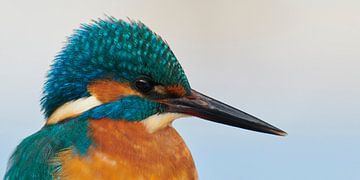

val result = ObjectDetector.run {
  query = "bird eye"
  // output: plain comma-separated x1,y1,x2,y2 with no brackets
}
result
134,78,154,93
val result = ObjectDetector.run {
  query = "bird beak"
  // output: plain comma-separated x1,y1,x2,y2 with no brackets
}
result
161,89,287,136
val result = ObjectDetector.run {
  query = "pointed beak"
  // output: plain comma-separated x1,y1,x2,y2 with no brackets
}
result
161,89,287,136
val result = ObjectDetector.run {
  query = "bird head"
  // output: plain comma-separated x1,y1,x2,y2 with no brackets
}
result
42,18,286,136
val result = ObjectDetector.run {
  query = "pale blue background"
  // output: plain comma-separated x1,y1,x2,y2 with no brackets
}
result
1,0,359,179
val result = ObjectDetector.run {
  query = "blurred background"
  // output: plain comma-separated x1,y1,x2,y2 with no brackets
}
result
1,0,359,179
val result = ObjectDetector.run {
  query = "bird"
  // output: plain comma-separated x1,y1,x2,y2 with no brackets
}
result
5,17,287,179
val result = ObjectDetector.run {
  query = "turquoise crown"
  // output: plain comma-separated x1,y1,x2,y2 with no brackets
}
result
42,18,191,118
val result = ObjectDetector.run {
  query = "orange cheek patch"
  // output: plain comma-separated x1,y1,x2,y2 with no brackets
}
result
165,85,187,97
88,80,142,103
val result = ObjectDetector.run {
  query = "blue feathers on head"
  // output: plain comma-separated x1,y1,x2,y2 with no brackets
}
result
41,17,190,118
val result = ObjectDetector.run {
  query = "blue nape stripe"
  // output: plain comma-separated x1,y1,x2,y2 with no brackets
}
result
87,96,163,121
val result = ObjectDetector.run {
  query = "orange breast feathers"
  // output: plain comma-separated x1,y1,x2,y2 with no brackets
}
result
57,119,198,180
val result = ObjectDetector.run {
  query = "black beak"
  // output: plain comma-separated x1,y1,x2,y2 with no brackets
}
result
161,89,287,136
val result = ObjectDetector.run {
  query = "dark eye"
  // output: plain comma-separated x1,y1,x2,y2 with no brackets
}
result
134,78,154,93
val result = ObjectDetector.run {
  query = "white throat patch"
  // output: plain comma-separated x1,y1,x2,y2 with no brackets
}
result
142,113,187,133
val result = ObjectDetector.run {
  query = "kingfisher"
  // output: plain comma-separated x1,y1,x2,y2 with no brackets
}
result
5,17,286,179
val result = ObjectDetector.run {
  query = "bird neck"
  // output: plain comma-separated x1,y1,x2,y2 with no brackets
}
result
58,118,198,179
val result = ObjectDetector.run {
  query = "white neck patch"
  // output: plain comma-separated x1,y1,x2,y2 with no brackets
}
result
46,96,102,124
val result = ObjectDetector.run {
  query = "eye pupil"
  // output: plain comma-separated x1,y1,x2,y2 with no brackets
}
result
135,79,153,93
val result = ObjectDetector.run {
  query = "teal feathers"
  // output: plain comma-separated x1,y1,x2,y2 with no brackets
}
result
5,118,91,179
87,96,163,121
6,17,194,179
42,17,190,118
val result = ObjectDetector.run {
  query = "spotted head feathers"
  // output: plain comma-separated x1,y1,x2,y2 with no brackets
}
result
42,18,190,119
